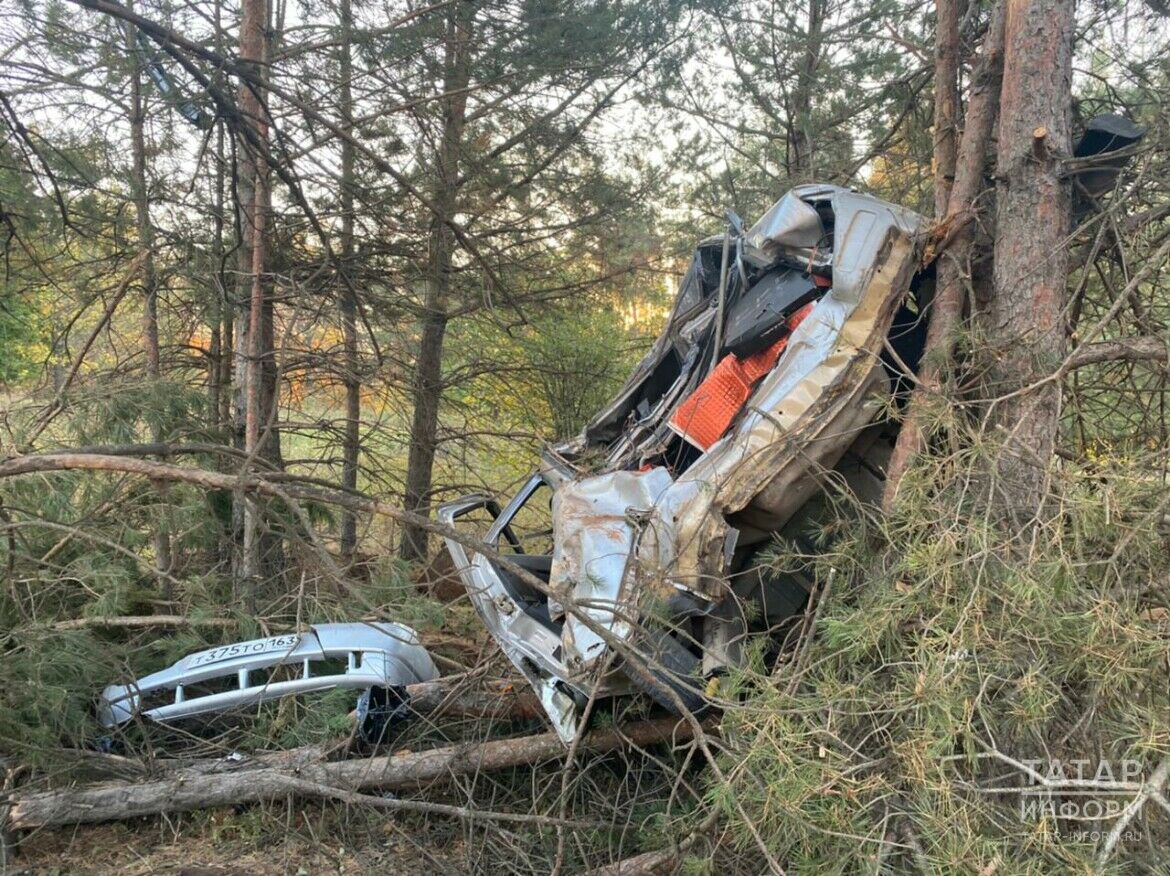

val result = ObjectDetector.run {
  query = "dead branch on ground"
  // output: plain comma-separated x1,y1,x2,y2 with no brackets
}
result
5,716,703,831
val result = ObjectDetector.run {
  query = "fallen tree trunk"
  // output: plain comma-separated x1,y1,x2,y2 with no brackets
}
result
590,848,681,876
6,717,698,831
50,615,235,632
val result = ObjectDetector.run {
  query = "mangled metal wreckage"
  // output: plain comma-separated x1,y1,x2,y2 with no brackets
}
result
440,184,929,741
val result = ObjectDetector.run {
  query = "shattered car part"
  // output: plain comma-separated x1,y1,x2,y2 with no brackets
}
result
1071,113,1146,223
440,184,927,742
721,268,820,357
98,622,438,730
354,684,413,744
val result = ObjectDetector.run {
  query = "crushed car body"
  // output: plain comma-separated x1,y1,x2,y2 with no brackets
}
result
440,184,928,742
98,622,438,734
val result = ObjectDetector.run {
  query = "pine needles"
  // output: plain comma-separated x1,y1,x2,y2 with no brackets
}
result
708,439,1170,873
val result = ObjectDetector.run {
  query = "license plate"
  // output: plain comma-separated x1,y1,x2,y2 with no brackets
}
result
188,634,302,668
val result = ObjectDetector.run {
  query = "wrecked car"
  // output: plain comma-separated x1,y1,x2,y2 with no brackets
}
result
99,622,438,741
439,184,929,741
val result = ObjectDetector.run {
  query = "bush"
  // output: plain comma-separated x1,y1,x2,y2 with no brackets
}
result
710,446,1170,873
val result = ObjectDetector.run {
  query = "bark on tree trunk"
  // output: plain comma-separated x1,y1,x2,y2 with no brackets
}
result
242,135,268,583
882,0,1007,510
210,117,228,434
214,0,233,437
233,0,284,593
219,298,233,429
230,213,249,586
126,21,173,595
398,2,472,564
931,0,960,218
986,0,1075,516
338,0,360,564
788,0,824,179
208,310,222,427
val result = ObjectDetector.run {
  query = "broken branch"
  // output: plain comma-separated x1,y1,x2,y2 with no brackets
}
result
5,717,699,831
1065,336,1167,370
277,775,602,830
1097,757,1170,867
49,615,235,632
589,848,682,875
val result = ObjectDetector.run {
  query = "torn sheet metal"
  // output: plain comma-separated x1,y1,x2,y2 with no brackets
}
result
551,467,673,673
744,186,827,253
440,183,927,742
670,302,815,451
99,622,438,728
639,190,922,598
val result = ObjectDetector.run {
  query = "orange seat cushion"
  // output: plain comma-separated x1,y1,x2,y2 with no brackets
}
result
669,302,815,451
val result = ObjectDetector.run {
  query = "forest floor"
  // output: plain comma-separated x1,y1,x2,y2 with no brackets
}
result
13,804,465,874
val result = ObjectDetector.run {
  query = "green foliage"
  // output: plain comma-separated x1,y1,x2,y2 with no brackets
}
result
0,0,1167,871
657,0,934,227
711,448,1170,873
0,630,121,763
517,307,643,440
52,378,208,447
0,288,48,385
440,293,651,496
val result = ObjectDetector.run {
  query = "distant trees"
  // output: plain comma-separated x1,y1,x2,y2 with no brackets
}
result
1,0,1164,585
391,0,680,561
2,0,1170,870
660,0,933,221
0,0,675,587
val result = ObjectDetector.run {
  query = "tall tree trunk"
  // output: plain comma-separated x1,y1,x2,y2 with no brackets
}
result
219,293,234,429
209,118,226,432
235,0,283,590
931,0,961,218
398,2,472,564
986,0,1075,516
882,0,1007,510
210,0,230,436
216,0,234,437
338,0,360,564
212,111,233,572
788,0,824,178
230,173,251,586
242,144,268,583
126,22,173,594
